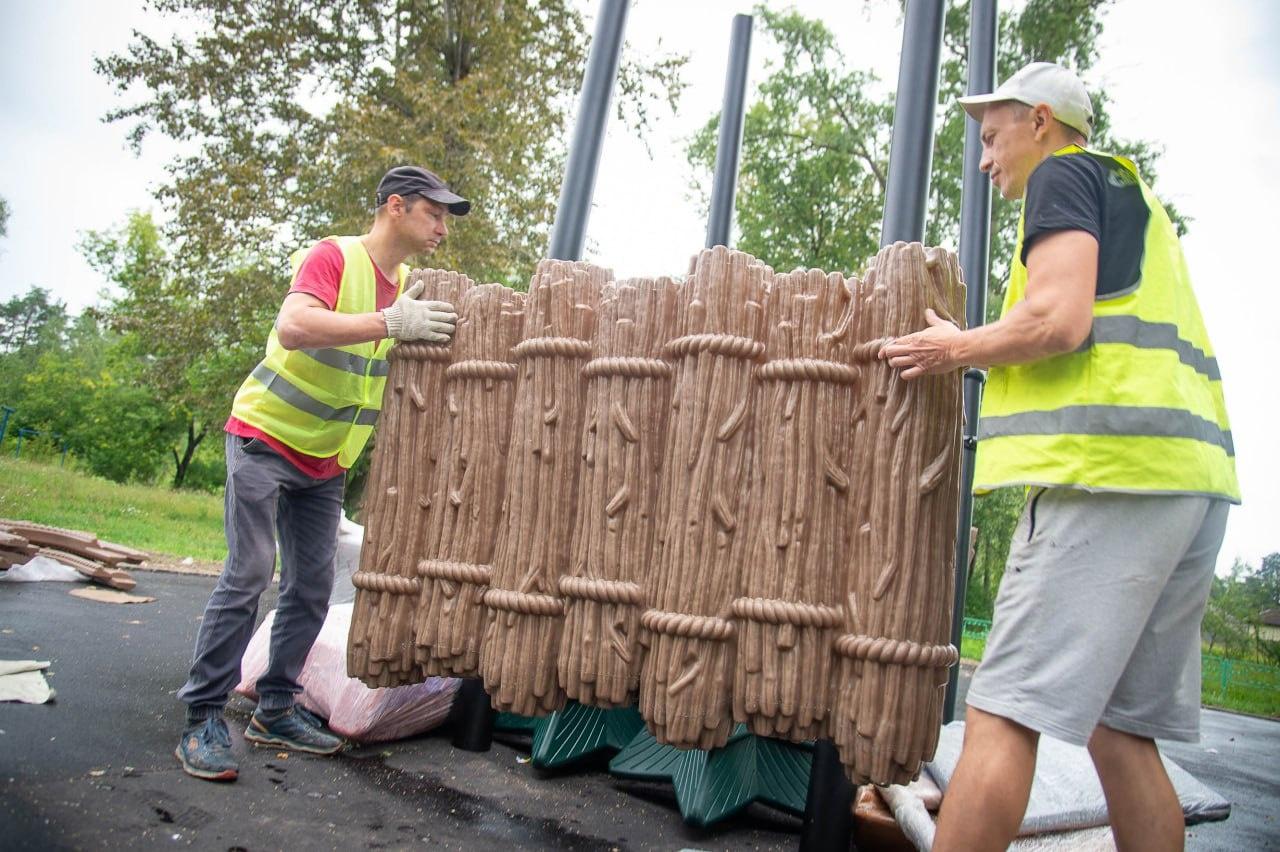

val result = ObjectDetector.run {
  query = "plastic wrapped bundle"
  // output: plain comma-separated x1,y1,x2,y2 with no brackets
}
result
479,260,609,715
557,278,680,707
828,242,966,786
732,267,858,741
412,284,527,676
348,269,472,687
638,246,770,750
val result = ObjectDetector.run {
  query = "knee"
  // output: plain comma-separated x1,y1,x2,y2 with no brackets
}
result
1088,725,1160,772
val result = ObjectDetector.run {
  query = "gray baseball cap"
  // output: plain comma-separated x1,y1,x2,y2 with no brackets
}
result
376,165,471,216
958,61,1093,139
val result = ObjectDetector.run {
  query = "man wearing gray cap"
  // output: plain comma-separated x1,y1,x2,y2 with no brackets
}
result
175,166,471,782
881,63,1238,850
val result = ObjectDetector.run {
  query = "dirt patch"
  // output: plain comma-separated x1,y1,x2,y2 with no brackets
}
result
138,554,223,576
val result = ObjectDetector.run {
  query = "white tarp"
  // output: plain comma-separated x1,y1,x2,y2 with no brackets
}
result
882,720,1230,851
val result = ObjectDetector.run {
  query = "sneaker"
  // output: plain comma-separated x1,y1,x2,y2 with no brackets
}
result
174,716,239,782
243,704,345,755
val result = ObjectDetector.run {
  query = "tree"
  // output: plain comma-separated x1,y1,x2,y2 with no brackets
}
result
4,309,178,483
0,287,68,354
0,196,9,239
80,211,252,488
96,0,684,290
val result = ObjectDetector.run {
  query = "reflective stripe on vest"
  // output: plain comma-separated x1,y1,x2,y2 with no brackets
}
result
973,146,1240,502
229,236,406,467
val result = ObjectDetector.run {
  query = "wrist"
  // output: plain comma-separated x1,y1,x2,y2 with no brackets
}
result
381,305,402,339
948,330,970,370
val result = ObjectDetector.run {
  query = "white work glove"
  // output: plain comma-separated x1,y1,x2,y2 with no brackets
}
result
382,280,457,343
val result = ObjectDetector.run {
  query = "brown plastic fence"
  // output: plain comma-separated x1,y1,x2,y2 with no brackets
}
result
351,243,965,785
347,269,472,687
413,283,527,677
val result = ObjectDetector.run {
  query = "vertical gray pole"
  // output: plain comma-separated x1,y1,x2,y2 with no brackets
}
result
879,0,947,246
944,0,998,724
705,14,753,249
547,0,630,261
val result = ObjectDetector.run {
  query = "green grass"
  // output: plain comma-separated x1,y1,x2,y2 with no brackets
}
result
0,456,225,562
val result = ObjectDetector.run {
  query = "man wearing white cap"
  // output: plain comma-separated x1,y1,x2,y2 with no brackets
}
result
881,62,1238,850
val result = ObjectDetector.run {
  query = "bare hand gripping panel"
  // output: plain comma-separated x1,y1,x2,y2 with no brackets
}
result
733,267,858,742
412,283,527,677
558,278,681,708
348,269,473,687
479,260,609,716
639,246,771,750
828,242,966,786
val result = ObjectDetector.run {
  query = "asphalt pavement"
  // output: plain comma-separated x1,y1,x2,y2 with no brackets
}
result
0,571,1275,851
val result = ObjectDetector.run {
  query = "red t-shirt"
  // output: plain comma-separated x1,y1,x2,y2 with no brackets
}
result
226,239,399,479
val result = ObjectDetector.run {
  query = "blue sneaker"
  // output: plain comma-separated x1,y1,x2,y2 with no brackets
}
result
175,716,239,782
244,704,344,755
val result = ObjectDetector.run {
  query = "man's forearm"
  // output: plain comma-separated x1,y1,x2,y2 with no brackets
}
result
276,307,389,350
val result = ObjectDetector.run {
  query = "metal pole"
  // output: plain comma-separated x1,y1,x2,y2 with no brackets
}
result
879,0,947,246
944,0,997,724
0,406,13,449
705,14,753,249
547,0,630,261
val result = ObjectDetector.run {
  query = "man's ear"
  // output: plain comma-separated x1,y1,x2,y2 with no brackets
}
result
1031,104,1053,140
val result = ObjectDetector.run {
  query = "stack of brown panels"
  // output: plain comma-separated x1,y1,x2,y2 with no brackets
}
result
414,283,527,677
363,244,965,787
0,520,149,589
479,260,609,716
347,269,473,687
829,242,966,785
733,267,858,742
557,277,680,708
638,246,771,750
0,529,38,568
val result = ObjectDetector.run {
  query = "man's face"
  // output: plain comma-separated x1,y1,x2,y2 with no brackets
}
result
399,195,450,253
978,102,1046,201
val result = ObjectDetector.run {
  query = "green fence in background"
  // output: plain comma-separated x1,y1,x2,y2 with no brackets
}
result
961,618,1280,717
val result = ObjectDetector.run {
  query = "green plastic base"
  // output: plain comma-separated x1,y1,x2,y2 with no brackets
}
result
493,711,540,734
530,702,646,769
609,724,814,828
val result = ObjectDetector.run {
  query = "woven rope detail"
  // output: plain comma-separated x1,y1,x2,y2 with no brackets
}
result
833,634,958,669
418,559,492,586
662,333,765,361
581,356,671,381
729,596,843,628
351,571,421,596
512,336,593,361
391,341,453,363
640,608,736,642
848,337,893,364
483,588,565,617
756,358,858,385
445,360,518,382
558,575,645,606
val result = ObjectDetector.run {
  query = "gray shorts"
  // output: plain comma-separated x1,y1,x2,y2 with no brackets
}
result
966,488,1229,746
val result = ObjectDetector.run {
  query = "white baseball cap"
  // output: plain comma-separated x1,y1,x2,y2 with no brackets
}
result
958,61,1093,139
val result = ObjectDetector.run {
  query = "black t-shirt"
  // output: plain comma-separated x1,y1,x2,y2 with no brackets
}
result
1020,152,1150,297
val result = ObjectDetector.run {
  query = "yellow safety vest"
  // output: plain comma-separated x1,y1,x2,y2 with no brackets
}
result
230,236,406,469
974,146,1239,502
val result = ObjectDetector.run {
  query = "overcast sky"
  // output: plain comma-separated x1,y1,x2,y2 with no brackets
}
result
1,0,1276,574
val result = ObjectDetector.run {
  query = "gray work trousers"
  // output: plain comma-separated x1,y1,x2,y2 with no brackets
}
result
178,433,344,717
